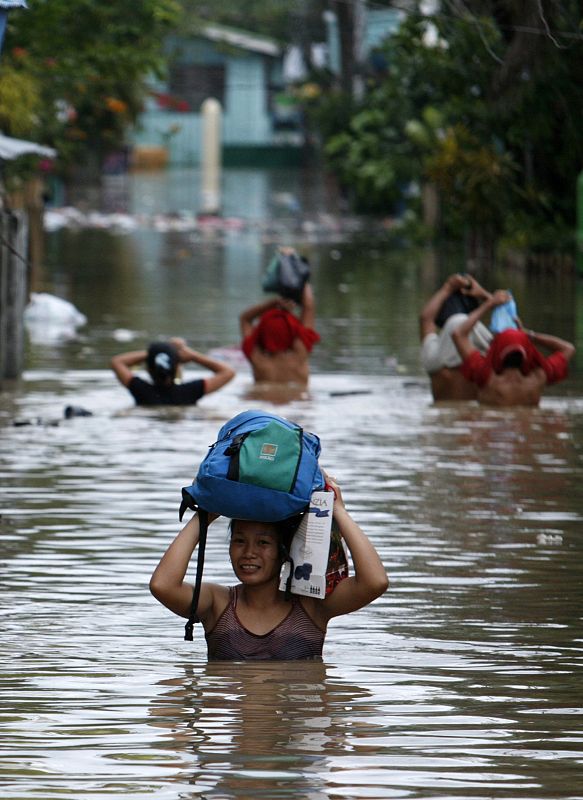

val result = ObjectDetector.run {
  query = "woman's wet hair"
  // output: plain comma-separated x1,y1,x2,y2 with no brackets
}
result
146,341,178,385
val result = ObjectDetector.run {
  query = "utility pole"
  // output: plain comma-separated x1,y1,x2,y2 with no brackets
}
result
577,170,583,276
199,98,222,216
332,0,367,99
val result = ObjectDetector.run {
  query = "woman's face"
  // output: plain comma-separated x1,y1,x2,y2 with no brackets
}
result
229,521,282,585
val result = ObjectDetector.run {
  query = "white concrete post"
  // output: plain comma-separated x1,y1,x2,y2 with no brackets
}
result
200,98,222,215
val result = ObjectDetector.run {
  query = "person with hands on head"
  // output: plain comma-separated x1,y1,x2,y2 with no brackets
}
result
451,289,575,407
149,473,389,661
110,337,235,406
419,273,493,402
239,281,320,387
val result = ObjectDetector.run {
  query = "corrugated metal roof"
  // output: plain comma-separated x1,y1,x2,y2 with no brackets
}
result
202,23,280,57
0,133,56,160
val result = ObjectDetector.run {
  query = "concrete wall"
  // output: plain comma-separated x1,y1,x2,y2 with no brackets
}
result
132,50,278,166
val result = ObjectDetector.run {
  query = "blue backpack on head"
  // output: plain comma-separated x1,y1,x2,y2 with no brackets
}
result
179,409,325,640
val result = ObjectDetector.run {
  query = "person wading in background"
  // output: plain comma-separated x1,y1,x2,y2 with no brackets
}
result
111,337,234,406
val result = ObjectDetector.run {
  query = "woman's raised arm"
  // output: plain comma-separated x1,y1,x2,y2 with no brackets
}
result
150,514,216,620
316,478,389,622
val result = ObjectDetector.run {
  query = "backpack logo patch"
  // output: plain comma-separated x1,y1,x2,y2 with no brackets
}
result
259,443,278,461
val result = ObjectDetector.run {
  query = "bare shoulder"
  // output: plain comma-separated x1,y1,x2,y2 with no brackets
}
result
292,338,309,357
532,367,550,387
481,370,545,407
200,582,231,630
298,596,329,631
209,582,230,611
248,346,270,366
248,347,276,382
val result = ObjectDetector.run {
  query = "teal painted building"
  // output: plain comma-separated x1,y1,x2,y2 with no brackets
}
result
131,24,303,168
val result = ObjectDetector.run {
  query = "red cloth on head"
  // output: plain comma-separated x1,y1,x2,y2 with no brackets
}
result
461,329,569,388
490,329,542,373
241,308,320,359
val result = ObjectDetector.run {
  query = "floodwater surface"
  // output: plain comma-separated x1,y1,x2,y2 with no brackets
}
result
1,168,583,799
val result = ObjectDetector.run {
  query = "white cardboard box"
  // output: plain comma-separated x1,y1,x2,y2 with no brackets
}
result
279,490,334,599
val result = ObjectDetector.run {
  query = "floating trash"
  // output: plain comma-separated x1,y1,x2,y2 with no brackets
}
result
24,292,87,344
112,328,137,343
42,206,388,244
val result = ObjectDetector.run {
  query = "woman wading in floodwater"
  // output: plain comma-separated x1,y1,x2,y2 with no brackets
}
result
149,475,388,661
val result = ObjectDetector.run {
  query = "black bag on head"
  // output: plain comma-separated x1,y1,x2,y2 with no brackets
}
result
435,291,479,328
262,250,310,303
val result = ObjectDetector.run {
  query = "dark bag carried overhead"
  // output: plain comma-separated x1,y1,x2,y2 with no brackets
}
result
262,249,311,303
179,409,325,640
435,290,478,328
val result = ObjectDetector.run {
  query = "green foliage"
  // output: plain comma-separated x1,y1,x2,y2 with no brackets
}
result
0,63,42,138
4,0,181,170
324,105,408,213
318,14,507,221
302,86,354,144
307,5,583,250
425,125,517,231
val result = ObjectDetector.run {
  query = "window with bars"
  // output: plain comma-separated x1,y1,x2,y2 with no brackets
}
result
167,64,226,112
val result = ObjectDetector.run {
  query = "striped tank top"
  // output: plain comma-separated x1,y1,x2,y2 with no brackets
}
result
205,586,325,661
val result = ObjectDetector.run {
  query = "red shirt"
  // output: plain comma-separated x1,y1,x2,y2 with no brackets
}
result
461,330,569,388
242,308,320,360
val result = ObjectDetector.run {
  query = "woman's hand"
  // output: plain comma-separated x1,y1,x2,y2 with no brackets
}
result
490,289,512,306
321,469,345,511
168,337,189,362
444,273,468,294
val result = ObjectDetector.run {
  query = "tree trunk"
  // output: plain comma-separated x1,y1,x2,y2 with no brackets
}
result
421,182,440,231
333,0,356,96
465,225,496,272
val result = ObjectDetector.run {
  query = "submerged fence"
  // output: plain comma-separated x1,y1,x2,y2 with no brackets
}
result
0,209,28,380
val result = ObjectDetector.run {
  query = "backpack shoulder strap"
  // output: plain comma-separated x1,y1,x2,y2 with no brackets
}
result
184,509,208,641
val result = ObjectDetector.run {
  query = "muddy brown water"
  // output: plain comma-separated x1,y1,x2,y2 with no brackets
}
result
1,168,582,799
